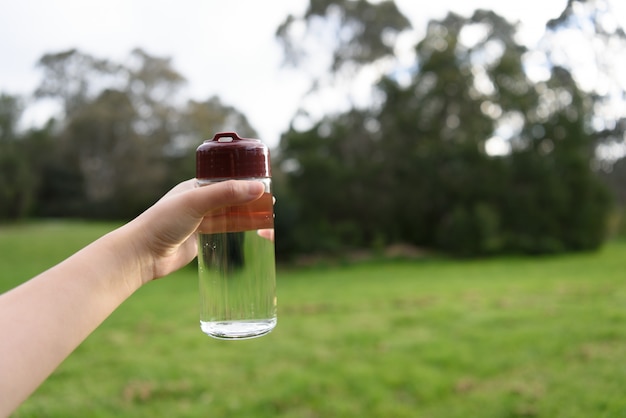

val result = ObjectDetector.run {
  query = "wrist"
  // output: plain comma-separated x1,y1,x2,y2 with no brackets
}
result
97,223,151,294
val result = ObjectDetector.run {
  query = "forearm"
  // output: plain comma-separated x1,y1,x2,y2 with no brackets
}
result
0,224,147,416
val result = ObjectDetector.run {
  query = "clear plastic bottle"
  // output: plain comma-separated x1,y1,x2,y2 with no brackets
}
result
196,132,276,340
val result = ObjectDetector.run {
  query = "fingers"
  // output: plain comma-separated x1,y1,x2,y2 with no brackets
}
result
257,229,275,242
188,180,265,217
180,180,266,220
161,179,263,217
140,180,266,244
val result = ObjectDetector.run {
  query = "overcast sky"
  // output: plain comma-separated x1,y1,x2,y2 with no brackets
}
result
1,0,616,148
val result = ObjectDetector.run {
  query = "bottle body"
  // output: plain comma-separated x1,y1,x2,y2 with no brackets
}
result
197,178,276,339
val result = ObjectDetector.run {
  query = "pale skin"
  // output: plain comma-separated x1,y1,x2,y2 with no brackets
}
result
0,179,268,417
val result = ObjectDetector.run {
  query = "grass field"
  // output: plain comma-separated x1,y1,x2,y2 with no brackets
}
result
2,221,626,417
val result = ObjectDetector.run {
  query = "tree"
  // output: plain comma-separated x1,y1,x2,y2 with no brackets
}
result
0,94,22,142
275,2,612,257
546,0,626,236
277,0,411,72
0,93,35,219
0,94,58,220
277,109,389,254
546,0,626,140
276,0,412,124
29,48,261,219
35,49,119,117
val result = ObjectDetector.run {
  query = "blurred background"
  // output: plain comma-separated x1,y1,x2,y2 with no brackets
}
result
1,0,625,259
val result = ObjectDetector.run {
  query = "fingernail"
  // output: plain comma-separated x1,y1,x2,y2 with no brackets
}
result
248,181,265,197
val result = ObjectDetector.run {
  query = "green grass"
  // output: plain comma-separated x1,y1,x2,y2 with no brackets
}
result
2,221,626,417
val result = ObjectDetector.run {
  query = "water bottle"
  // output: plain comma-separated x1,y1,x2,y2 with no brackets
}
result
196,132,276,339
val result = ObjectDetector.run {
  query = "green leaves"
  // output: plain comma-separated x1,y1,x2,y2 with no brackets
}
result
276,0,411,85
0,49,258,221
274,2,615,257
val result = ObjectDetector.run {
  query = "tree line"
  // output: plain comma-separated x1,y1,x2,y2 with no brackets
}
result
0,48,257,220
272,0,625,258
1,0,625,260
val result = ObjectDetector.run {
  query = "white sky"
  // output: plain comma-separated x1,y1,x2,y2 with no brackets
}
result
1,0,621,149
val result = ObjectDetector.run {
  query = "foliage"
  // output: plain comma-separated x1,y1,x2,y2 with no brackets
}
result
3,222,626,417
550,0,626,221
276,0,411,72
0,49,256,221
546,0,626,152
0,94,41,219
275,3,616,258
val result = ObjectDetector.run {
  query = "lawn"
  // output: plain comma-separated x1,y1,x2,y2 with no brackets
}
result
2,221,626,417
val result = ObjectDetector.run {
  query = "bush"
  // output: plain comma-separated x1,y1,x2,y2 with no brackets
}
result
436,203,502,257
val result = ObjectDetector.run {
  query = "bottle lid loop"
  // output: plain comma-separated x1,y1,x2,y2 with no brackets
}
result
212,132,240,143
196,131,271,179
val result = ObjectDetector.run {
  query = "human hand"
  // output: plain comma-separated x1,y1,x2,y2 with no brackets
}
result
257,195,276,242
257,229,275,242
129,179,266,283
0,178,269,416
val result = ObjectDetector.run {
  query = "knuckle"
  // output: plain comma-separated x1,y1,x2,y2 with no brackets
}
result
223,180,240,200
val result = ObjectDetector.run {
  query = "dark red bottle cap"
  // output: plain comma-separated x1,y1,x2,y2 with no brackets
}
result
196,132,271,179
